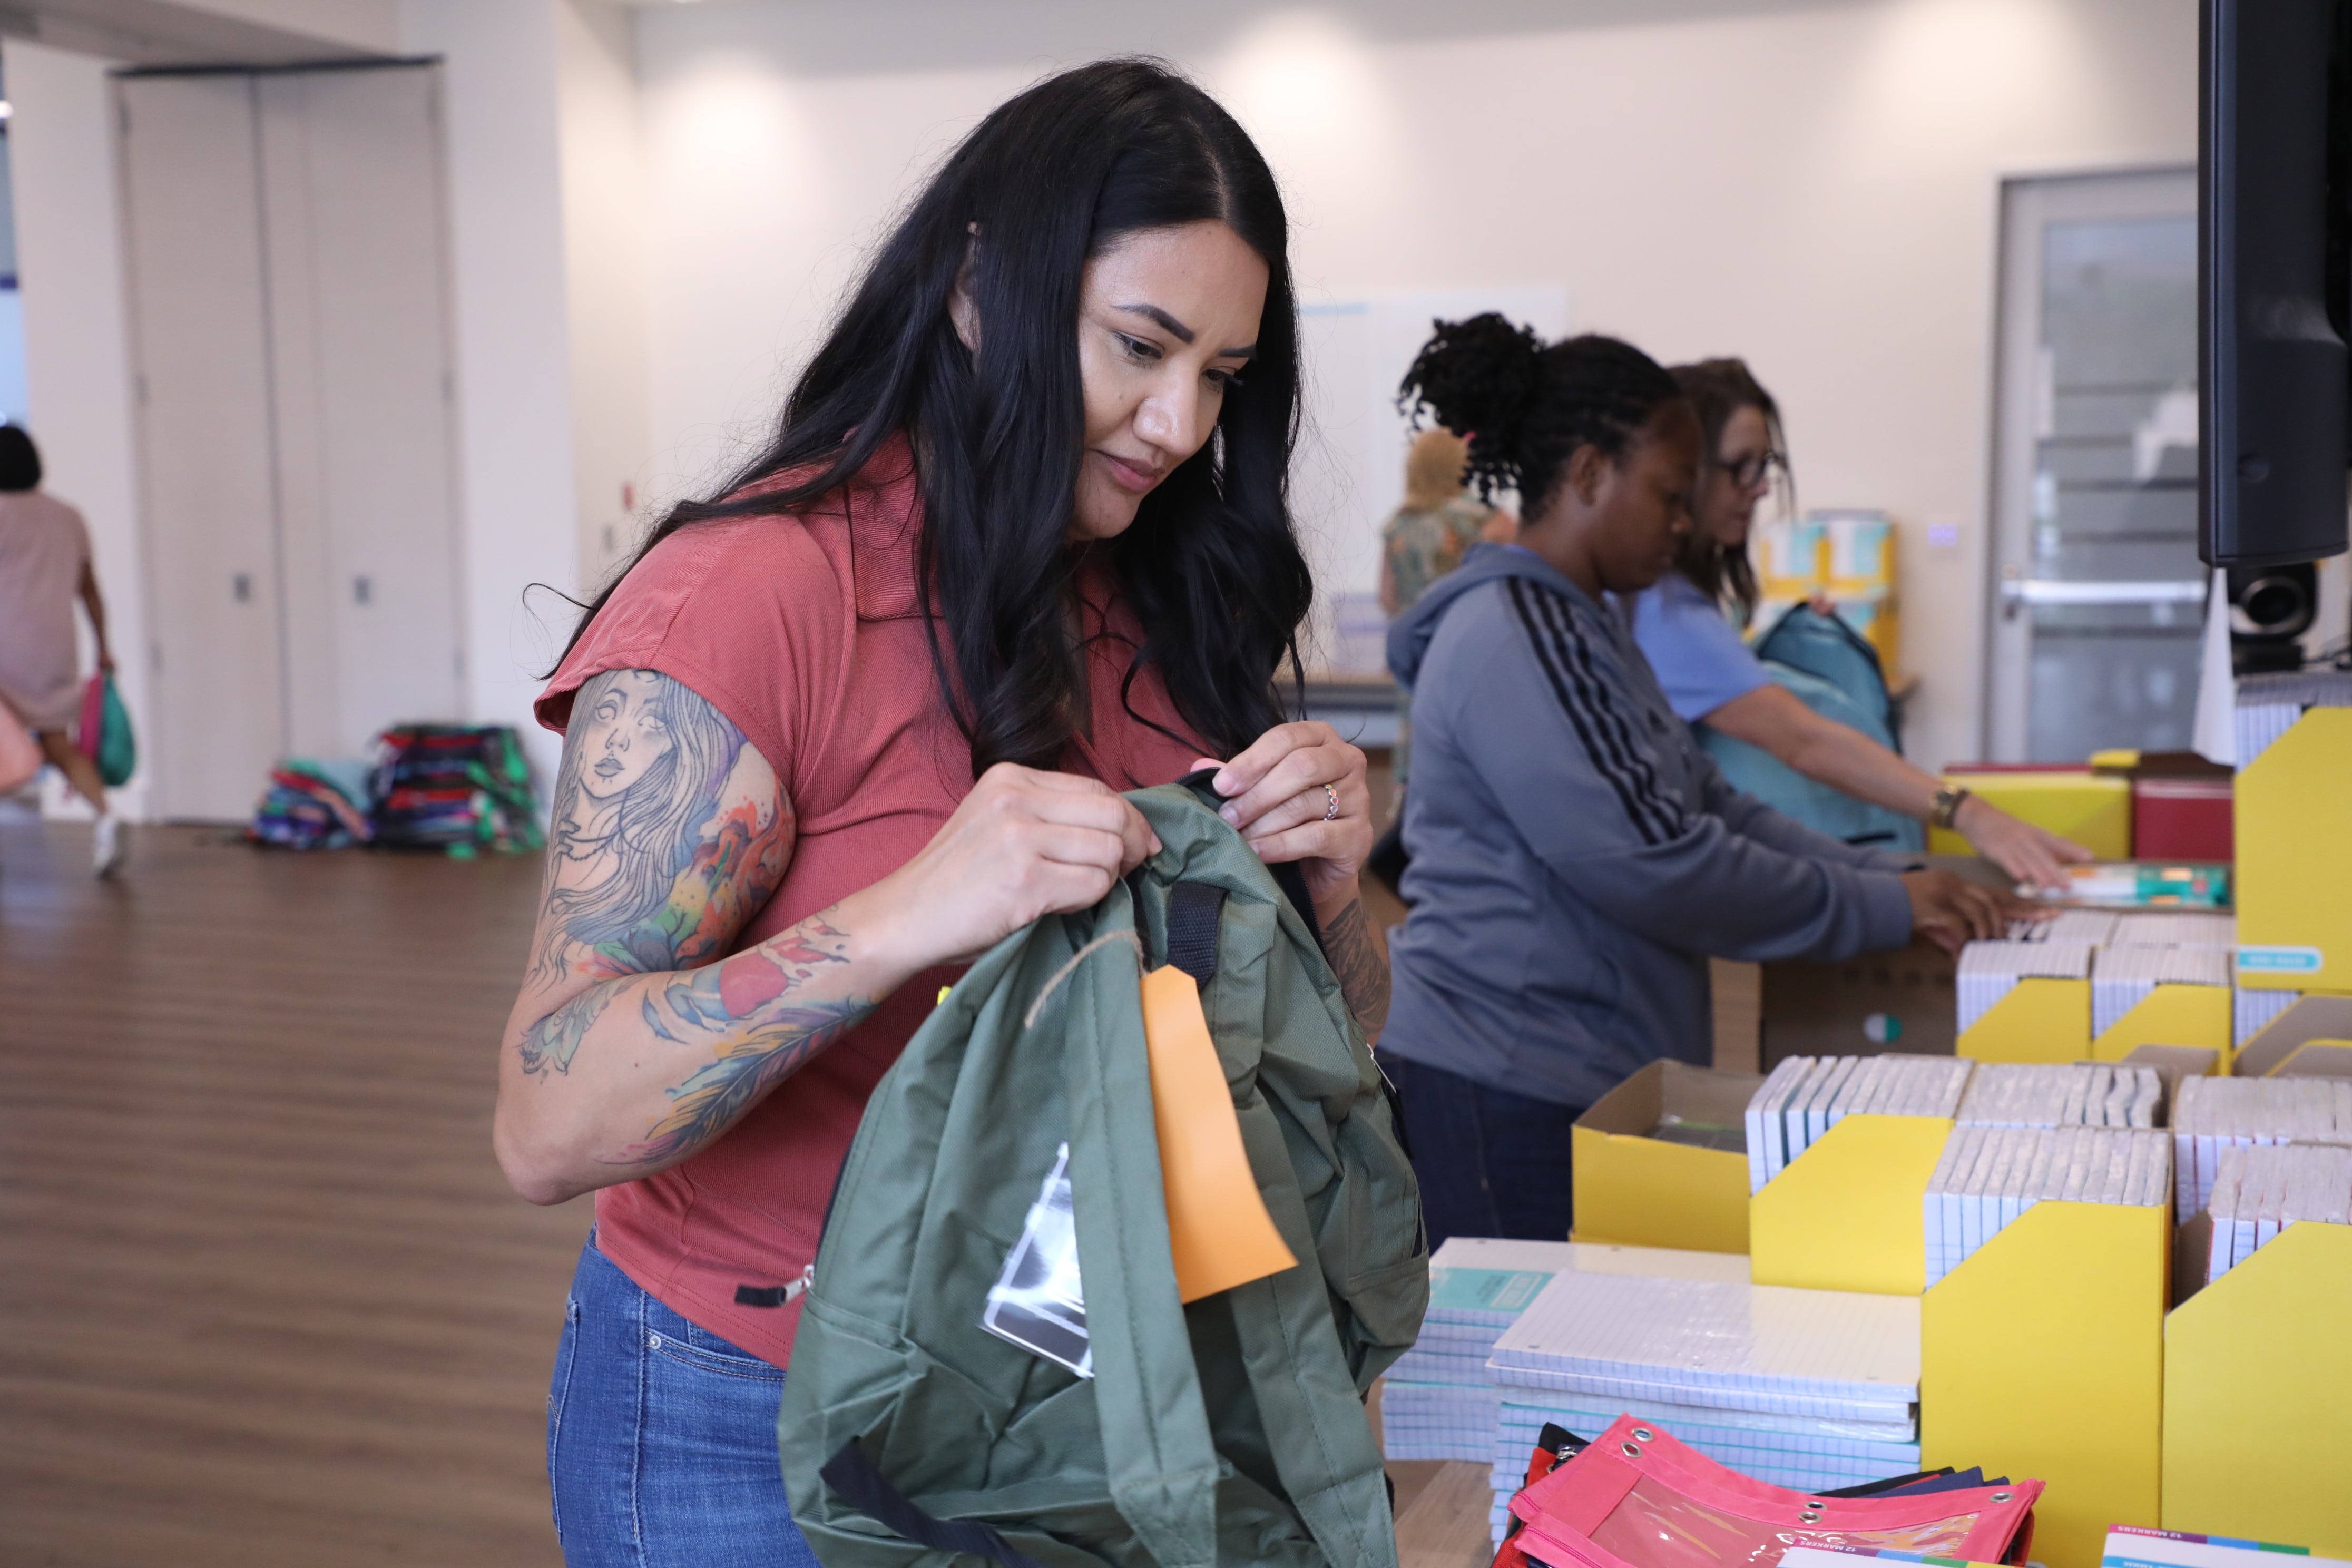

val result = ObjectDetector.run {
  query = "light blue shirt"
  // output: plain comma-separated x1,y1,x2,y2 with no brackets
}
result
1624,574,1770,723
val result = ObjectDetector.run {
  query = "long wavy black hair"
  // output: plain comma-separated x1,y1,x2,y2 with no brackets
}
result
558,59,1309,777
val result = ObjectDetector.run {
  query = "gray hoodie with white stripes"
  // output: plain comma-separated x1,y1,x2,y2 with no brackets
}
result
1382,544,1914,1109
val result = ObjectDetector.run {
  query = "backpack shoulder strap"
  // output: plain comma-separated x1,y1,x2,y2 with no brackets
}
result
1164,881,1227,986
1174,767,1324,956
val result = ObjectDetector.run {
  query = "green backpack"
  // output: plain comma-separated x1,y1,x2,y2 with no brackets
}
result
777,776,1428,1568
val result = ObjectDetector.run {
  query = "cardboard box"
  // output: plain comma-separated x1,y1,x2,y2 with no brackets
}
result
2119,1044,2221,1118
2236,708,2352,992
2133,776,2232,861
1571,1060,1760,1256
1923,1200,2169,1568
1957,975,2092,1065
2090,981,2233,1070
1928,767,2132,860
1760,939,1958,1065
2233,993,2352,1077
2163,1219,2352,1556
1750,1111,1952,1295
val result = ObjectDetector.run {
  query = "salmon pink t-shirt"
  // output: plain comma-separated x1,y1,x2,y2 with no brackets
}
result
535,437,1207,1366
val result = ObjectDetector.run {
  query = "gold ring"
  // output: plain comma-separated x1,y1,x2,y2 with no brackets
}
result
1322,783,1339,821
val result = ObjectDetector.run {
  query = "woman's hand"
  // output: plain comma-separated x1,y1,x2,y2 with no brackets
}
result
1953,795,2092,894
1191,721,1374,914
1194,722,1388,1040
850,762,1161,974
1901,867,2045,955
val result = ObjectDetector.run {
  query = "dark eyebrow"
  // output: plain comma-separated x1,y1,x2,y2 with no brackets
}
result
1115,302,1257,360
1116,303,1193,342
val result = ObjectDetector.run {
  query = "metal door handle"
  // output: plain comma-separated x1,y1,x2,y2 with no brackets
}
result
2001,573,2204,619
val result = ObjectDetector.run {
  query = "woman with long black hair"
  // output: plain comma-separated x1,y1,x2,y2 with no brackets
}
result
496,61,1388,1564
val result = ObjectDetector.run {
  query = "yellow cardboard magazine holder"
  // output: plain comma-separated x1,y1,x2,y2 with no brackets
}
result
1750,1112,1951,1295
1922,1199,2168,1568
2091,981,2233,1069
2163,1219,2352,1557
2234,994,2352,1078
1958,975,2091,1065
1928,769,2131,859
2236,707,2352,994
1571,1060,1759,1255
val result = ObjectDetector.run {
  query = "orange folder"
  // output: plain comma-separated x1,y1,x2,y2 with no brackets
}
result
1139,964,1298,1301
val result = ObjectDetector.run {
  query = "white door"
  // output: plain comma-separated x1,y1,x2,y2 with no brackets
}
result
116,75,288,822
1984,170,2204,760
256,66,463,759
117,64,463,819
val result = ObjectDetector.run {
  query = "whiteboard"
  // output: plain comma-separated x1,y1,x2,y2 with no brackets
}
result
1291,286,1570,675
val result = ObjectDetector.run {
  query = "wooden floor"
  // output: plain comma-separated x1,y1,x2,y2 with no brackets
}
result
0,818,587,1566
0,816,1498,1567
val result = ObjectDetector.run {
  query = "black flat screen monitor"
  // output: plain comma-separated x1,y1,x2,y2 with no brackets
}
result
2201,0,2352,567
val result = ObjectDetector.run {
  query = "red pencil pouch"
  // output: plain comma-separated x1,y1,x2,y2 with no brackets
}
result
1505,1416,2040,1568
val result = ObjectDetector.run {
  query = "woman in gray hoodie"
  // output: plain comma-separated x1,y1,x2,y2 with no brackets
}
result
1378,316,2028,1248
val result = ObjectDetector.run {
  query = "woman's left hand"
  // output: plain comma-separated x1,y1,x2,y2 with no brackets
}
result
1192,721,1373,911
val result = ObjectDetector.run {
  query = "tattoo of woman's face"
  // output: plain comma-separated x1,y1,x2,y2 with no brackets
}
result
533,667,748,982
578,673,678,803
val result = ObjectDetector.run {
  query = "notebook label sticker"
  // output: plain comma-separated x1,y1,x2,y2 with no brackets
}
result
2237,946,2324,974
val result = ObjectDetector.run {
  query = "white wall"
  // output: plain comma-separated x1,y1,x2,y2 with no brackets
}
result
6,40,151,820
630,0,2200,771
401,0,582,789
556,0,653,594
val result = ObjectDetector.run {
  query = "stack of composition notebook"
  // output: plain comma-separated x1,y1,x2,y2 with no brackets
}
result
1481,1263,1922,1541
2091,945,2233,1038
1922,1125,2171,1287
1955,939,2096,1034
2105,1525,2352,1568
1379,1238,1570,1462
2110,911,2237,949
1743,1054,1974,1192
2172,1075,2352,1214
2200,1143,2352,1282
1955,1061,2162,1130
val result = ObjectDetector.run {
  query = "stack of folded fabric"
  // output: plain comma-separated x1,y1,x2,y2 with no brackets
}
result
1481,1256,1919,1542
1379,1238,1573,1462
370,725,544,855
247,759,376,850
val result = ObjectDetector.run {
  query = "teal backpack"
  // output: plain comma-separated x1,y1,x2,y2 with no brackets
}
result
777,776,1428,1568
1698,604,1925,852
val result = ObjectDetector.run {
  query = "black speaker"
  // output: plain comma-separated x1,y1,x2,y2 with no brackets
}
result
2199,0,2352,568
2227,561,2319,672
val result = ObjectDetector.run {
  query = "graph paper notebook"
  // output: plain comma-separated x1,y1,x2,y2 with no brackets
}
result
1487,1267,1919,1420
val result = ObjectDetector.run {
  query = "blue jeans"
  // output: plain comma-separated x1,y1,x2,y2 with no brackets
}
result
1377,1051,1585,1251
547,1237,822,1567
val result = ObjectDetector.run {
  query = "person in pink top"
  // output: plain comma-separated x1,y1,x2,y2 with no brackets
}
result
0,426,124,877
498,61,1390,1566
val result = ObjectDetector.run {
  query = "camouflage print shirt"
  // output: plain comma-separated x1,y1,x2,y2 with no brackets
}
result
1381,496,1495,614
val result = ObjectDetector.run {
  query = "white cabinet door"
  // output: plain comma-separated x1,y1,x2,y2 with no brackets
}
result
257,66,463,760
116,75,287,822
118,64,463,819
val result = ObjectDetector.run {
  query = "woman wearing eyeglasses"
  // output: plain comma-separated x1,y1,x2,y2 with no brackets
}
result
1625,358,2088,891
